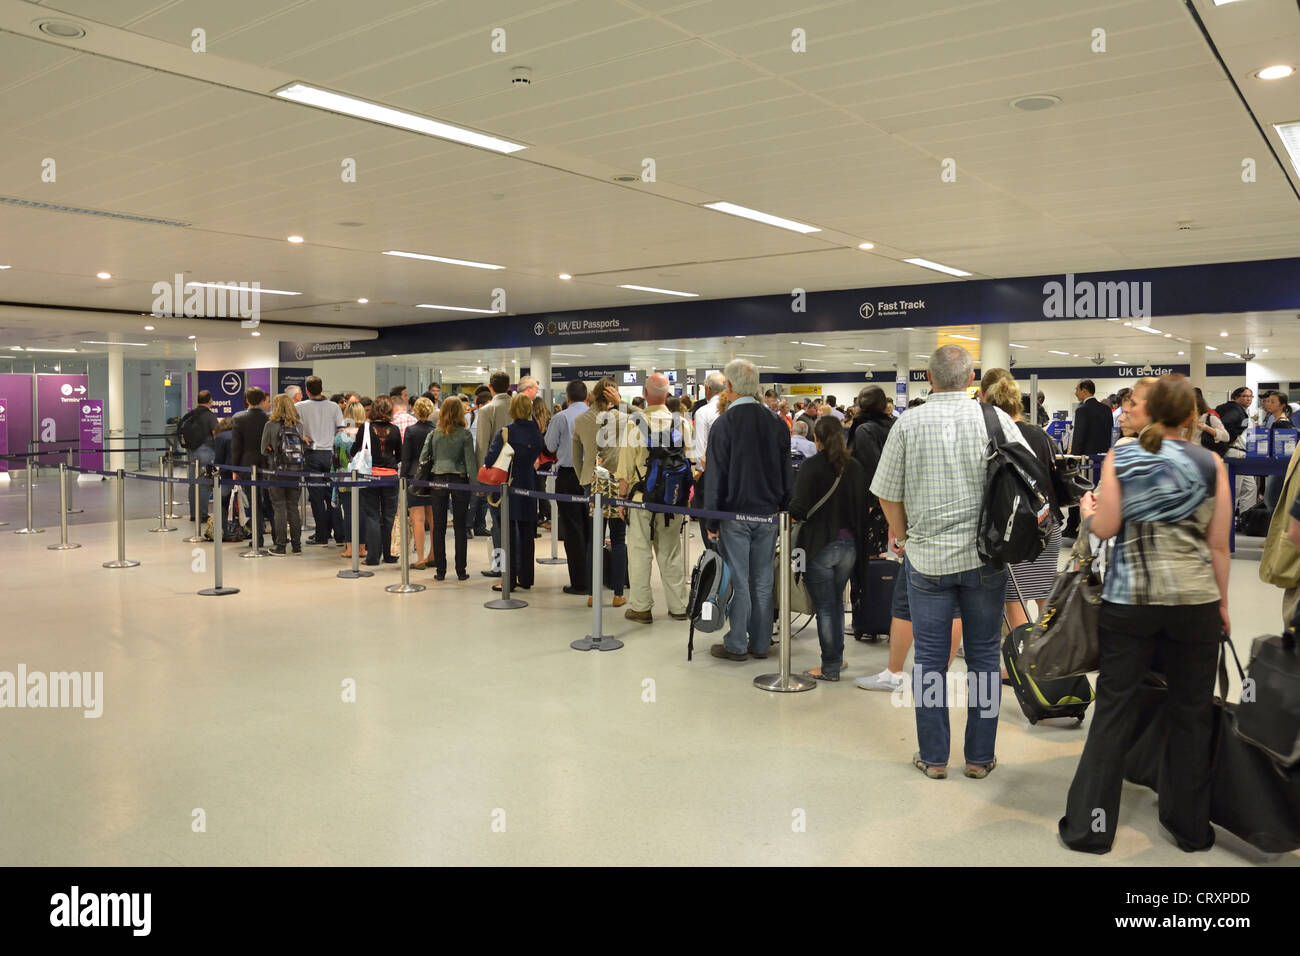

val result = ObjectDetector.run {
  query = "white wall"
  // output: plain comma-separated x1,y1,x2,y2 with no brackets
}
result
312,357,377,397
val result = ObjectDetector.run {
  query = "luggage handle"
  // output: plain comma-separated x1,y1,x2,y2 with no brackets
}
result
1217,630,1246,702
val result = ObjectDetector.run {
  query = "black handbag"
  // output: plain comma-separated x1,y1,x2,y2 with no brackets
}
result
1019,525,1103,681
1125,636,1300,853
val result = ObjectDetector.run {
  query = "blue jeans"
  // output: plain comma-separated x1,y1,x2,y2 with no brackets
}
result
906,558,1006,767
719,520,779,655
189,445,216,522
803,538,857,678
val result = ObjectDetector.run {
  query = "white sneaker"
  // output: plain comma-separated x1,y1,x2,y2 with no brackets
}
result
856,668,906,692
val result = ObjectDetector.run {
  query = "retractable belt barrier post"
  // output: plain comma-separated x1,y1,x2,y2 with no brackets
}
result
754,512,815,693
64,448,81,514
299,475,309,539
537,470,565,566
338,481,373,579
386,477,425,594
484,485,526,610
13,459,42,534
572,484,620,651
148,455,177,533
102,468,140,569
184,459,206,543
199,470,238,596
240,466,269,557
165,454,184,520
46,463,80,550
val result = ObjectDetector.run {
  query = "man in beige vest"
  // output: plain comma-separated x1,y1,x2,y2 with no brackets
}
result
475,370,514,576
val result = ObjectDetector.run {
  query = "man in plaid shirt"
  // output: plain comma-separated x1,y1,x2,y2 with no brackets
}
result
870,345,1028,780
390,386,417,440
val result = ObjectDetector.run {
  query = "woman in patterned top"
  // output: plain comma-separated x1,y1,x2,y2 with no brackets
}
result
1059,374,1231,855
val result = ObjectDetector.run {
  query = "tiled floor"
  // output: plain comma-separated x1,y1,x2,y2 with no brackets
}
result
1,473,1295,866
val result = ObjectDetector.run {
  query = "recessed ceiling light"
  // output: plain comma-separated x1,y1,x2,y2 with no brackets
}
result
916,354,929,359
187,335,196,340
1206,345,1218,351
384,250,504,270
1137,326,1164,334
1009,94,1061,112
1220,331,1228,337
859,348,889,353
1263,349,1269,353
702,201,820,234
0,265,11,270
1164,333,1172,338
904,257,971,277
143,325,154,331
1256,65,1295,80
558,273,572,280
1113,353,1119,356
287,235,304,244
356,298,368,304
185,282,302,296
1178,351,1185,355
857,242,875,250
414,303,501,314
96,272,112,279
251,331,261,337
273,83,527,154
1123,321,1132,326
618,284,698,298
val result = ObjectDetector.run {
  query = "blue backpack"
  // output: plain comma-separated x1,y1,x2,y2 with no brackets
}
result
634,418,692,525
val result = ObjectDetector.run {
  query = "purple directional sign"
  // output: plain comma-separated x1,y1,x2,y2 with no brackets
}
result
79,400,104,470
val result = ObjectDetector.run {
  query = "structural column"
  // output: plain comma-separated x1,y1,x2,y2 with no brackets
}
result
895,344,910,408
530,346,552,406
1190,342,1207,385
107,346,125,473
981,323,1010,378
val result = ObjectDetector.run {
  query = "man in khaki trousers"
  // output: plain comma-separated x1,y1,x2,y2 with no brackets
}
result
615,373,693,624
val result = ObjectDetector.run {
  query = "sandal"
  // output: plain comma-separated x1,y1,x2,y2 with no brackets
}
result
964,758,997,779
805,668,840,682
913,753,946,779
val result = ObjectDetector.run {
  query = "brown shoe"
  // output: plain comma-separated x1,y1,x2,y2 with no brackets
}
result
668,612,688,621
612,596,627,607
624,608,653,624
710,644,748,662
587,596,593,607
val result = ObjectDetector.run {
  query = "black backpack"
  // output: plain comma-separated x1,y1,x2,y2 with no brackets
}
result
977,404,1053,568
177,408,209,451
269,423,306,472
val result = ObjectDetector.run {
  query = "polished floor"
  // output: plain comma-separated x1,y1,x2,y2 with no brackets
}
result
1,469,1295,866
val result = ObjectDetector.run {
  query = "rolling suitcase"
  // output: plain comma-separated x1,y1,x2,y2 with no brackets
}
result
1003,564,1094,725
852,557,897,642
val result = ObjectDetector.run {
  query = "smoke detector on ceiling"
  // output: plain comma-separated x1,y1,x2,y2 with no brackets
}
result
1241,349,1257,361
510,67,532,88
1090,353,1106,366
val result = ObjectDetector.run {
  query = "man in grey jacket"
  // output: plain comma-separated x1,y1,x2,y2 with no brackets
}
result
475,371,515,576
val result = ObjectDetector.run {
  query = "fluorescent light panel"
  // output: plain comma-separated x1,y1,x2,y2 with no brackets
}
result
385,250,504,270
8,347,78,353
1048,349,1070,355
274,83,526,154
702,201,820,234
904,257,972,277
81,340,148,347
618,284,698,298
184,281,301,296
658,347,693,352
1277,122,1300,179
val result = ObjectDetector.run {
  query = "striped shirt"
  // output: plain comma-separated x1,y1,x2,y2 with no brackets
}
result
870,391,1027,576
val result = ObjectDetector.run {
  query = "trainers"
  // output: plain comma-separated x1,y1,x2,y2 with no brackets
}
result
268,546,287,556
856,668,906,692
624,608,653,624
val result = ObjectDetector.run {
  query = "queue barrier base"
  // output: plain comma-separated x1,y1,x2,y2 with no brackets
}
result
752,672,817,693
337,568,375,579
102,558,140,569
484,597,527,610
571,635,622,652
198,587,240,597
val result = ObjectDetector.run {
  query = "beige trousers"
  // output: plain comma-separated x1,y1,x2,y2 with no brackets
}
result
626,509,687,615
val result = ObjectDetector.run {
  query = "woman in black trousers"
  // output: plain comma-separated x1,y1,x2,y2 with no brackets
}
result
1059,375,1231,854
351,396,403,566
484,394,544,591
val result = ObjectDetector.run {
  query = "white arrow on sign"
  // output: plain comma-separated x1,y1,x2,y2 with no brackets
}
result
74,385,87,395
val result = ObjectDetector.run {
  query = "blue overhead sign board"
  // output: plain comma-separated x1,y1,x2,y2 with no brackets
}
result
280,257,1300,361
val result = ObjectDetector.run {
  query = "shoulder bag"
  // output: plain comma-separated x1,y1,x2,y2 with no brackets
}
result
349,423,373,476
792,469,843,579
476,427,514,486
1018,522,1104,681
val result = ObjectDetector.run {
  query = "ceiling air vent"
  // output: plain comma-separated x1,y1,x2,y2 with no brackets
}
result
0,196,190,227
